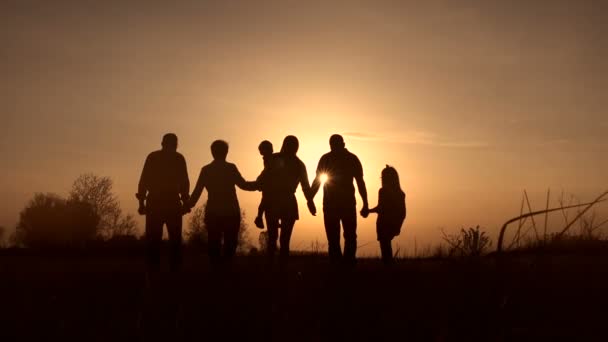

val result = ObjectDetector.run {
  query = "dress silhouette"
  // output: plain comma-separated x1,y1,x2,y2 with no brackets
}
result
369,166,406,265
187,140,257,266
311,134,368,265
136,133,189,271
257,135,316,262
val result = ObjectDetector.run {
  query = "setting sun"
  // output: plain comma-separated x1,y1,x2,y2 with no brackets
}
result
320,173,329,185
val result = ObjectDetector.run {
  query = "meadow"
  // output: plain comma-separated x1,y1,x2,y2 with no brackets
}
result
1,245,607,341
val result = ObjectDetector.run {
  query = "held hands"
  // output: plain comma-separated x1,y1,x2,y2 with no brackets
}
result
360,204,369,218
136,193,193,216
307,200,317,216
179,194,193,215
180,203,192,215
180,198,193,215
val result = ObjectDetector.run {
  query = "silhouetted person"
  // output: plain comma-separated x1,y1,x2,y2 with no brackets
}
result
254,140,273,229
257,135,316,263
187,140,257,266
369,166,406,265
136,133,189,272
311,134,369,265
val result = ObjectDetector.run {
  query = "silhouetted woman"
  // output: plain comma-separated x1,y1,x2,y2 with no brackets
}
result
257,135,316,264
187,140,257,266
369,165,406,265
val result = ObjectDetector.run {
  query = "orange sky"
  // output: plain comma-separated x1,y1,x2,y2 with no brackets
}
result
2,0,607,254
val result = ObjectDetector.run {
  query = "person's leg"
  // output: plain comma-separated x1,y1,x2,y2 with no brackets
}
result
379,239,394,265
145,212,164,272
323,208,342,263
166,212,183,272
342,206,358,264
223,215,241,263
278,218,295,261
265,214,279,259
206,216,222,267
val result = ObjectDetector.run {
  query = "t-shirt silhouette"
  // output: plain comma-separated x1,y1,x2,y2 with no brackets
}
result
138,150,189,210
316,148,363,209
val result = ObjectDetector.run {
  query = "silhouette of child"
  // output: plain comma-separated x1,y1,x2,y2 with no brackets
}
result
254,140,273,229
369,165,406,265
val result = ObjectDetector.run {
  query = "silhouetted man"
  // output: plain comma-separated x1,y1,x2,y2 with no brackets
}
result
258,135,316,263
187,140,257,266
311,134,369,265
137,133,189,272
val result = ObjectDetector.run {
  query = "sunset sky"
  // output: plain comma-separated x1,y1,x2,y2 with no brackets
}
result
2,0,607,253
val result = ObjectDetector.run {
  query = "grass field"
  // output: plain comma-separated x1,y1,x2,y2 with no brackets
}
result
1,249,607,341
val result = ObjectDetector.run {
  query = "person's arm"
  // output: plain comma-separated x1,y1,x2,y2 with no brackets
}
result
354,156,369,217
234,165,258,191
309,157,325,200
188,168,206,209
253,156,274,192
254,169,264,191
136,154,151,215
299,161,317,215
298,161,312,201
178,155,190,204
368,189,382,214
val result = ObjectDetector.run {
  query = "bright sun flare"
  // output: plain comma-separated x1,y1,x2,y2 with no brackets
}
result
320,173,328,184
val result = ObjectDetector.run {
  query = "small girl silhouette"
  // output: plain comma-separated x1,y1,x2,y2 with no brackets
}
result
369,165,406,265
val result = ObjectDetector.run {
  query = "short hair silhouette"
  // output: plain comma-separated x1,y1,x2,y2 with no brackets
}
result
381,165,401,190
329,134,345,151
258,140,273,156
211,140,229,160
281,135,299,155
162,133,178,150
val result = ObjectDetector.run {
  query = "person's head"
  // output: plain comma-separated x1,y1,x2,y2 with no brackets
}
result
329,134,345,152
161,133,178,151
211,140,229,160
258,140,273,157
280,135,299,155
381,165,401,190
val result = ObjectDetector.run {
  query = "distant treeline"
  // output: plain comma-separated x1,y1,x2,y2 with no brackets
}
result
6,173,253,252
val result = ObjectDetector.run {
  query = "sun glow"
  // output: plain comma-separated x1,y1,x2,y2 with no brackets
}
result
320,173,328,184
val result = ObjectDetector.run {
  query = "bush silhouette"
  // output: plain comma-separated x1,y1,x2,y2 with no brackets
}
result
185,204,251,252
441,226,492,257
15,193,99,248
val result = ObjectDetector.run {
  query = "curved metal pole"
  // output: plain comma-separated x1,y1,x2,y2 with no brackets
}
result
496,200,606,253
557,191,608,237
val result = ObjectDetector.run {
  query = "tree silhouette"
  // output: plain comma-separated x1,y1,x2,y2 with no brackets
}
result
0,226,6,248
69,173,137,238
15,193,99,248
